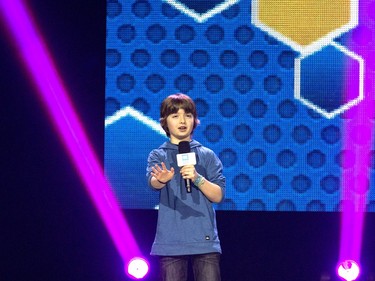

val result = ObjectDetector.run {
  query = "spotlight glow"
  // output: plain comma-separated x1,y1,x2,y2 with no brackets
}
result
0,0,147,277
337,260,360,281
127,257,149,279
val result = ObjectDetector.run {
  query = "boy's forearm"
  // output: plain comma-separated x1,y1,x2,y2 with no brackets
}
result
196,178,223,203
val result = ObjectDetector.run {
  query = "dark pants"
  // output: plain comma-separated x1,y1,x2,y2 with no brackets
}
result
159,253,221,281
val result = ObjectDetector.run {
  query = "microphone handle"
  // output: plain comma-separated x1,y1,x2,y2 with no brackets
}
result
186,179,191,193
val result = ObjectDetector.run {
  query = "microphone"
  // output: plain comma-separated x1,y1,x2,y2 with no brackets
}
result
177,141,196,193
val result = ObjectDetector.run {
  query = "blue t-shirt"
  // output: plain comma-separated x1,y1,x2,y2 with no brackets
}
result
147,140,226,256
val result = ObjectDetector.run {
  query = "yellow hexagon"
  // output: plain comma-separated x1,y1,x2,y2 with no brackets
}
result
255,0,353,49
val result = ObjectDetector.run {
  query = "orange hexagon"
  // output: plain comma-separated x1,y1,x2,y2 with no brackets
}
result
253,0,355,52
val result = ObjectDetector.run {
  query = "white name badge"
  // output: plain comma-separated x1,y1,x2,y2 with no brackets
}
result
176,152,196,167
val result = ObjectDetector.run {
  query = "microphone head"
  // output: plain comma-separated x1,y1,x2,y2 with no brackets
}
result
178,141,191,153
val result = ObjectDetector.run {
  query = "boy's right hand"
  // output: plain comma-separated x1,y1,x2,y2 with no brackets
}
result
151,162,175,184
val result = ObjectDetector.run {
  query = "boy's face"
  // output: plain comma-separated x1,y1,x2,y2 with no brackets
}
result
166,108,194,144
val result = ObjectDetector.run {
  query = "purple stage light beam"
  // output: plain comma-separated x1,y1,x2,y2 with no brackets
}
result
339,1,373,273
0,0,146,273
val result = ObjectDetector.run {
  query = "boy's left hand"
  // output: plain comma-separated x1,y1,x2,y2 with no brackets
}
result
180,165,197,181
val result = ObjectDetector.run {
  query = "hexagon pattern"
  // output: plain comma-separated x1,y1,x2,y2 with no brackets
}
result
252,0,364,118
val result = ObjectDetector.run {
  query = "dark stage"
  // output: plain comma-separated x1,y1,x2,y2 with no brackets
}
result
2,1,374,281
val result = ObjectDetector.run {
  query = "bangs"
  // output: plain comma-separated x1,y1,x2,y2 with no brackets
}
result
164,97,195,116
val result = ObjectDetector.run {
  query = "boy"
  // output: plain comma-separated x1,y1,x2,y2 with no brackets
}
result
147,93,226,281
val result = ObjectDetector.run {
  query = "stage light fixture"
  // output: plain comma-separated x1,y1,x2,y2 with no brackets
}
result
127,257,149,279
337,260,360,281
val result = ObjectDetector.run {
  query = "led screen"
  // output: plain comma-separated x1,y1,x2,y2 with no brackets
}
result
105,0,375,211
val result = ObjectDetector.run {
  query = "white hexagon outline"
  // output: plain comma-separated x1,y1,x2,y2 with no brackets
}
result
251,0,359,56
294,42,364,119
163,0,239,23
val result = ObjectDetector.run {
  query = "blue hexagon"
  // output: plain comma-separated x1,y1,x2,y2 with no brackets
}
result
295,42,364,119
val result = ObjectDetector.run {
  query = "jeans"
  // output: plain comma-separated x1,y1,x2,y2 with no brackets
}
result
159,253,221,281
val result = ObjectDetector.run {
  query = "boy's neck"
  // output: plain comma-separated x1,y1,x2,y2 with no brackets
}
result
170,137,192,145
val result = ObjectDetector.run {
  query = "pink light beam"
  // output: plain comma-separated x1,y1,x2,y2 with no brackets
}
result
0,0,144,269
339,0,374,270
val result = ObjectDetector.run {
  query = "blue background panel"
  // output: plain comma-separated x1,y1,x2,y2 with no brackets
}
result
105,0,375,211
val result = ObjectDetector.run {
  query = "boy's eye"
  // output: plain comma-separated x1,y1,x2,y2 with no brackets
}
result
186,113,193,118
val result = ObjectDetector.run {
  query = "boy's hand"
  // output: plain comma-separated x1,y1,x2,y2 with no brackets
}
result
180,164,197,181
151,162,175,183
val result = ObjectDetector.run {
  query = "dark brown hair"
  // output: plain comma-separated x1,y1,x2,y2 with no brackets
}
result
160,93,200,137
